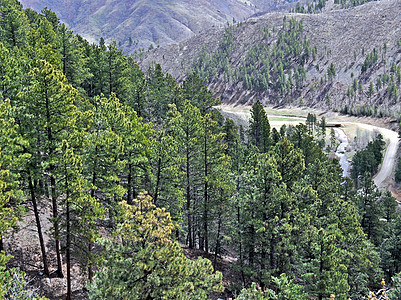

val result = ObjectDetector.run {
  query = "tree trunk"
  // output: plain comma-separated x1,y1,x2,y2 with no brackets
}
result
249,225,255,267
261,212,267,287
270,235,276,270
91,145,98,200
237,206,245,286
127,166,132,205
86,241,93,283
318,238,324,300
45,88,63,278
213,210,222,269
29,175,49,276
203,131,208,253
66,187,72,300
186,143,192,248
153,157,162,205
249,208,255,268
50,173,63,278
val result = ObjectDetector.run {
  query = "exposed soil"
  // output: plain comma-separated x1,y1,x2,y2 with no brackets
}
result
141,0,401,117
4,200,239,300
4,199,88,300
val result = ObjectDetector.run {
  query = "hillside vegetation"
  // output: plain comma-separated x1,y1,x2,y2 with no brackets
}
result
141,0,401,118
2,0,401,299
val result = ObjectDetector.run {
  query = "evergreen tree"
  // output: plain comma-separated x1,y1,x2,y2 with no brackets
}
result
357,175,383,245
249,100,271,152
58,140,104,300
59,23,90,87
368,82,375,98
181,72,219,114
320,117,326,137
327,62,336,81
0,99,24,254
145,64,179,124
150,130,184,223
20,60,79,277
0,0,29,48
381,215,401,280
198,112,231,253
167,101,202,248
88,194,223,299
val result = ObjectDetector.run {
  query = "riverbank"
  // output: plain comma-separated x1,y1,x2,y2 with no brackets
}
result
217,105,400,194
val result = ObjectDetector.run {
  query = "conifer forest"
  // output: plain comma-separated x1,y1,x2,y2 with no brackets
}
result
1,0,401,299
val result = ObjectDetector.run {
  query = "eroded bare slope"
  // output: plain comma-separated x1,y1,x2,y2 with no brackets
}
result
141,0,401,117
19,0,302,53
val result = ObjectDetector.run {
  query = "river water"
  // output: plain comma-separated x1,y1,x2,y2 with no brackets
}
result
333,128,350,177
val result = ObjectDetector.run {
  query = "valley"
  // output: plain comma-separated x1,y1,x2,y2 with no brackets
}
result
218,105,400,191
141,0,401,118
2,0,401,298
18,0,302,53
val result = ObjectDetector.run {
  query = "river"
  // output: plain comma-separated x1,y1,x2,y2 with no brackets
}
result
333,128,350,177
218,106,399,189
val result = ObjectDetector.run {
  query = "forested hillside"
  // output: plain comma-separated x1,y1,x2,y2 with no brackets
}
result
141,0,401,119
1,0,401,299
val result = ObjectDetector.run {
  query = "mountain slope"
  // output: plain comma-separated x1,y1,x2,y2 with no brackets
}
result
19,0,303,53
140,0,401,118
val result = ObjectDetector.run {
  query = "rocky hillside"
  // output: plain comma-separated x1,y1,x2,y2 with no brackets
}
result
19,0,302,53
141,0,401,118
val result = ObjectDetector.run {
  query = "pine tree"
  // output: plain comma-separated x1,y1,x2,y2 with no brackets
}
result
249,100,271,153
26,18,61,66
320,117,326,137
181,72,219,114
198,112,231,253
150,130,184,223
357,175,383,245
88,193,223,299
145,64,179,124
168,101,202,248
58,140,104,300
368,82,375,98
327,62,336,81
381,215,401,280
82,94,126,280
20,60,79,277
0,42,25,103
0,99,22,254
273,137,305,189
0,0,30,48
118,57,147,116
105,42,126,96
58,23,90,87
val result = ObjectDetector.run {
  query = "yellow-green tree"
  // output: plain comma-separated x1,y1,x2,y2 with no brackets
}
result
20,59,79,278
89,193,223,299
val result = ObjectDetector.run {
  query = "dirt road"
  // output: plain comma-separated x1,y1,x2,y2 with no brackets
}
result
354,124,399,187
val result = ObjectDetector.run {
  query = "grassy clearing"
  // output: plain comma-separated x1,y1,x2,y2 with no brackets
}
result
267,116,304,122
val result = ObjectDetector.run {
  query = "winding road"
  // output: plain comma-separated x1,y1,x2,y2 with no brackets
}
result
352,123,400,188
218,106,400,190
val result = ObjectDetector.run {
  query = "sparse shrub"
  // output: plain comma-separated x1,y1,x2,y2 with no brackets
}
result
0,267,47,300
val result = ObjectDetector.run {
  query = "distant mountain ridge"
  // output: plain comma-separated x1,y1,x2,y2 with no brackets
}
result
19,0,302,53
140,0,401,118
